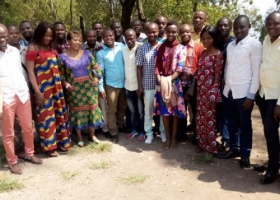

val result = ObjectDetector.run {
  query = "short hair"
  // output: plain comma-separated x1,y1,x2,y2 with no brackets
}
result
53,22,65,29
110,21,121,29
92,22,103,28
145,22,158,31
19,20,33,28
124,28,136,36
265,11,280,22
166,19,179,29
234,15,250,24
66,30,82,41
7,24,18,30
216,17,232,27
131,19,142,26
84,29,97,36
155,15,168,22
193,10,207,18
200,25,219,48
33,21,55,45
102,29,114,37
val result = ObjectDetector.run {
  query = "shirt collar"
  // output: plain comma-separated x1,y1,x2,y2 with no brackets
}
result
265,35,280,44
102,42,120,50
182,39,195,48
233,34,250,45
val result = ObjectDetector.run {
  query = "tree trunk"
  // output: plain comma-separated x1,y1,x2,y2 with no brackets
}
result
48,0,57,21
120,0,137,31
70,0,73,29
136,0,145,21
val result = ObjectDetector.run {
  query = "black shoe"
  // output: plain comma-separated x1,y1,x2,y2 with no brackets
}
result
254,162,268,172
218,149,240,159
240,157,250,168
103,131,111,139
260,170,279,184
118,126,131,133
111,134,119,143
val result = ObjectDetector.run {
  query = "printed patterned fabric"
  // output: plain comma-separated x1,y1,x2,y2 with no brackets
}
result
26,49,71,151
195,51,223,153
58,50,103,130
153,44,186,118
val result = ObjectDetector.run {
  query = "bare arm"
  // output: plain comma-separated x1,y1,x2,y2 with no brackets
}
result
137,65,143,98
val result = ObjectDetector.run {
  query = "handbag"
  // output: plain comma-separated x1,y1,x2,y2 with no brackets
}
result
186,78,197,97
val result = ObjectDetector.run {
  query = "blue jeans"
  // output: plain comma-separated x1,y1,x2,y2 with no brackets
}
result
256,94,280,172
223,91,253,158
125,89,144,134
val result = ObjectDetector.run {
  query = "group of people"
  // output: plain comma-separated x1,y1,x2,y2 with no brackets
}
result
0,9,280,185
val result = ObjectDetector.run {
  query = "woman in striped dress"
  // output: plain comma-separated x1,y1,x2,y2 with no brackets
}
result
26,22,71,157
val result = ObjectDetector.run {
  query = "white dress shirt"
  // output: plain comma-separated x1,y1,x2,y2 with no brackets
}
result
0,45,29,104
223,35,262,99
259,35,280,105
123,42,141,91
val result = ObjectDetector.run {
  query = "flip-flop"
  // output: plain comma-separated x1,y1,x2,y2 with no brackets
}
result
78,141,84,147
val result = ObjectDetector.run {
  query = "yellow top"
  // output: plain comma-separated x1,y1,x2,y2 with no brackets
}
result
259,35,280,105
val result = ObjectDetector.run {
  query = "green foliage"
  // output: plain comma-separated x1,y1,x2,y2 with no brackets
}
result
0,0,263,34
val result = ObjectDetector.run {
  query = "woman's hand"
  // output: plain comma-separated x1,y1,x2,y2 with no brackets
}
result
36,92,45,107
92,77,99,86
67,85,75,91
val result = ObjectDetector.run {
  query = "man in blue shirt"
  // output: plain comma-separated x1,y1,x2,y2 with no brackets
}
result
96,29,126,143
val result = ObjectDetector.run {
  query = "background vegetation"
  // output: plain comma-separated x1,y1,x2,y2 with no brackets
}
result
0,0,279,41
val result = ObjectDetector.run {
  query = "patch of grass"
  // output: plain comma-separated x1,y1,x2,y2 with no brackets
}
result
194,153,215,164
86,142,112,153
61,171,78,181
0,178,24,193
120,175,148,185
90,161,110,170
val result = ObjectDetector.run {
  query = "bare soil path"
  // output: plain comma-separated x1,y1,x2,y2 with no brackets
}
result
0,106,279,200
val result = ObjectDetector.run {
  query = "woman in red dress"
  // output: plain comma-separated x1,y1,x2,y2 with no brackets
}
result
195,25,223,154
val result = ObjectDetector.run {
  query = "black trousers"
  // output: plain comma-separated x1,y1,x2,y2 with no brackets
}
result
256,94,280,172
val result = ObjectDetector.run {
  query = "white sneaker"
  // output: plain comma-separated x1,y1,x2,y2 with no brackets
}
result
160,132,167,143
145,135,154,144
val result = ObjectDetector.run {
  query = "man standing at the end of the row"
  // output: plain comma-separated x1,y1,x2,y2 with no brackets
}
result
0,23,42,174
256,11,280,184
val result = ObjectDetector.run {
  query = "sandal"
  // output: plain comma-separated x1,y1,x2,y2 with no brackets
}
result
45,150,59,157
170,138,177,150
78,141,84,147
89,135,100,144
163,139,171,150
57,147,69,154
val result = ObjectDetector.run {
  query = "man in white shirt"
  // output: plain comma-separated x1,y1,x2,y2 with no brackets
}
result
0,24,42,174
131,19,147,44
219,16,262,168
122,29,145,141
255,11,280,184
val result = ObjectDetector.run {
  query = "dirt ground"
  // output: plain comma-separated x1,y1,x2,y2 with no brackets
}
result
0,106,280,200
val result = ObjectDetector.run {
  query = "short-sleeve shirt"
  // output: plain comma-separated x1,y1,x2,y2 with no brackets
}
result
135,42,160,90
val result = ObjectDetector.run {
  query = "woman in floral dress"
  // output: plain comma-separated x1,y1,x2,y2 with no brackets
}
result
195,25,223,154
58,30,103,147
153,20,186,150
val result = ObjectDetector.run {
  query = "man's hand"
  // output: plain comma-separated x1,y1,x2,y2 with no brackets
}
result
274,105,280,121
99,91,106,99
243,98,254,110
137,86,143,98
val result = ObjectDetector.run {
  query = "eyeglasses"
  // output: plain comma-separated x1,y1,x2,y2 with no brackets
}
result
0,35,8,40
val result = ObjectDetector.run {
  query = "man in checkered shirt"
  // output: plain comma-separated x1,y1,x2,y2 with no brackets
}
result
135,22,165,144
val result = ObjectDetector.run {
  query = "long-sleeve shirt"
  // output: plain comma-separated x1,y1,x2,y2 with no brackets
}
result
223,35,262,99
0,45,29,104
96,42,125,92
259,35,280,105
